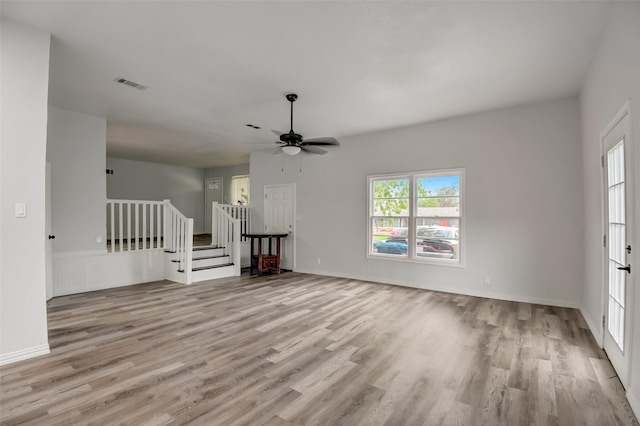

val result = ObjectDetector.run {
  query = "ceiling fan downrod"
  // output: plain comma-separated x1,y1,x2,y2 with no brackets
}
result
286,93,298,134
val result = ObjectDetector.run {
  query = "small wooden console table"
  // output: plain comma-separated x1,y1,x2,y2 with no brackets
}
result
243,233,288,276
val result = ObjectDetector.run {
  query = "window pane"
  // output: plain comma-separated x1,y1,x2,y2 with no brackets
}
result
416,175,460,196
372,218,408,257
372,178,409,216
415,219,459,260
416,175,460,217
417,197,460,208
374,199,409,216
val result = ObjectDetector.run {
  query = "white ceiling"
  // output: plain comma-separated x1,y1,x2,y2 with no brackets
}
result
2,1,612,168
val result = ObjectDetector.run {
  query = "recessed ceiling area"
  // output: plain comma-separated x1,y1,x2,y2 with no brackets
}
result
1,1,612,168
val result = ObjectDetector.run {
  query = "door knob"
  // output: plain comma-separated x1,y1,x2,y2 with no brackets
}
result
48,235,55,239
617,264,631,274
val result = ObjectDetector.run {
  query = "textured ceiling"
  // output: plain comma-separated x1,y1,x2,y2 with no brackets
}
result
2,1,612,168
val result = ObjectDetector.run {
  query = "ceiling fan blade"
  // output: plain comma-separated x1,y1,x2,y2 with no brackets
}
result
272,147,284,155
301,146,328,155
272,129,284,136
301,137,339,146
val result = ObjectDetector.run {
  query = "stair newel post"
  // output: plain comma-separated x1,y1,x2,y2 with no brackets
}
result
179,219,185,272
186,218,194,284
233,217,241,276
211,202,218,247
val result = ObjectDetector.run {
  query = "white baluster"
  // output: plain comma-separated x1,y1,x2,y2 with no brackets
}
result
142,203,147,250
149,204,155,249
109,202,115,253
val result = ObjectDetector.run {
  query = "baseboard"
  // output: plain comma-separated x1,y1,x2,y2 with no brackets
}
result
54,249,108,257
0,344,50,366
296,268,580,309
627,389,640,422
579,305,604,348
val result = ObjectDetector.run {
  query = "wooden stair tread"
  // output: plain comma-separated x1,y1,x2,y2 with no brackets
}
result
177,263,234,273
172,254,229,263
193,245,224,251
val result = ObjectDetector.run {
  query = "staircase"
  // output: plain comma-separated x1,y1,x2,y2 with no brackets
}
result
163,201,242,284
173,244,235,281
106,198,243,286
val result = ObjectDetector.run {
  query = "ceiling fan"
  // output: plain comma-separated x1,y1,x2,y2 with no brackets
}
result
272,93,339,156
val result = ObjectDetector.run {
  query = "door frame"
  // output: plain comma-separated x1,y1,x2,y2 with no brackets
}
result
46,161,53,300
600,100,635,389
264,183,296,271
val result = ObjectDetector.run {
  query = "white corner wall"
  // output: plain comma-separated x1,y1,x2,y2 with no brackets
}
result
579,1,640,413
251,97,584,307
47,107,107,254
47,110,169,297
0,19,51,364
106,158,205,233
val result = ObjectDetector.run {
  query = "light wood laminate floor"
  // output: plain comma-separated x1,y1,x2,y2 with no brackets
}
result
1,273,638,425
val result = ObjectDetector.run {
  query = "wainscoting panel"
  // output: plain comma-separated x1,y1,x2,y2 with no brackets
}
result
52,249,165,296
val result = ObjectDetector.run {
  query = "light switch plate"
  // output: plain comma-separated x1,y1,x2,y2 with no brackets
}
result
15,203,27,218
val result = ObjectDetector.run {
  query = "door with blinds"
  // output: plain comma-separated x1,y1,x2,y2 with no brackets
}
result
602,106,634,389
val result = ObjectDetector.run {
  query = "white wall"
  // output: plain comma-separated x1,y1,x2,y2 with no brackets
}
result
47,107,107,254
205,164,250,204
106,158,205,233
0,19,51,364
251,97,584,307
579,1,640,412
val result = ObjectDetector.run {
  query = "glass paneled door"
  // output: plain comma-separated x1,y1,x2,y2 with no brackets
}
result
603,109,634,389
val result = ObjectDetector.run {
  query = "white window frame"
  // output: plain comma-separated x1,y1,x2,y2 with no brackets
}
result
367,168,465,267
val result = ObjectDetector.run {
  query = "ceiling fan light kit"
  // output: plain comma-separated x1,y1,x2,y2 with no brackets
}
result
282,145,302,156
273,93,340,156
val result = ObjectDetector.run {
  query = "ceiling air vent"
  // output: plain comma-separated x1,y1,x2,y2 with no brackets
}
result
114,76,146,90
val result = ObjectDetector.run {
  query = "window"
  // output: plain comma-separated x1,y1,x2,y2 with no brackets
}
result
230,175,250,205
369,169,464,265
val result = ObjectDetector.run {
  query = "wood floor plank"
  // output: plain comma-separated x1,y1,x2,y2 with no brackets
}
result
1,272,637,425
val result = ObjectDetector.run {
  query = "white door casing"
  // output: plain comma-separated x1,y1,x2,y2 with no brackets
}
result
602,103,635,390
204,177,223,234
45,162,53,300
264,184,295,271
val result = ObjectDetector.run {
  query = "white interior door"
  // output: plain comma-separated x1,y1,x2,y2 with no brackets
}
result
264,184,295,270
45,162,53,300
603,108,634,389
204,177,223,234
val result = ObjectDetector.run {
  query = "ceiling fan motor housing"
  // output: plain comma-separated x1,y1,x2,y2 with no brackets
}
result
279,131,303,145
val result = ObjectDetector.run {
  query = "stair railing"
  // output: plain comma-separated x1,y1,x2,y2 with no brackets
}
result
164,199,194,283
216,204,251,242
106,199,166,253
211,202,242,276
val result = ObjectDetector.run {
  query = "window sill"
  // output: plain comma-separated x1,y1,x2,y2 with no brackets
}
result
367,252,465,268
